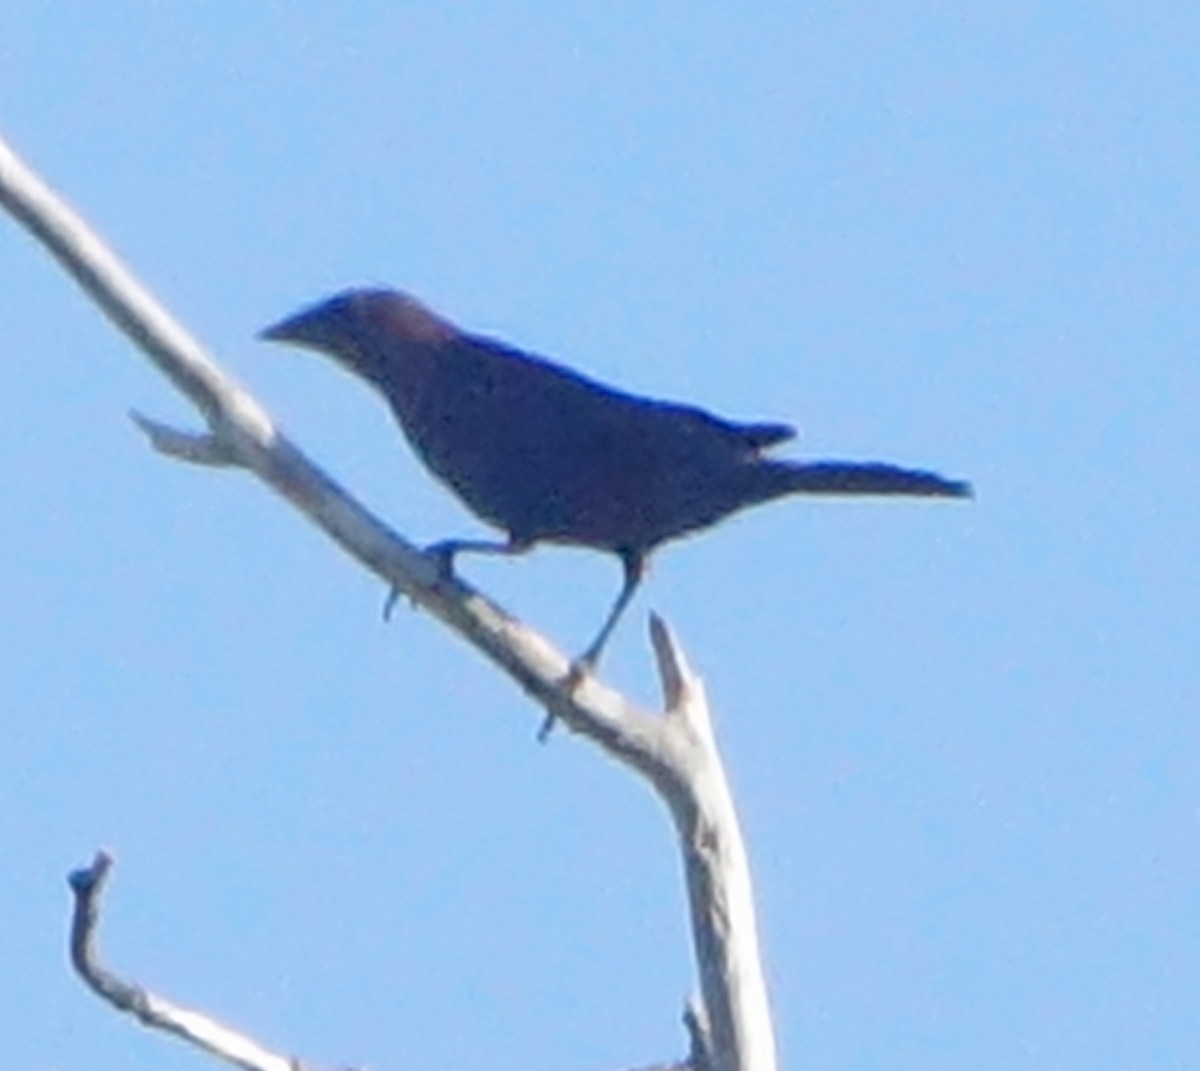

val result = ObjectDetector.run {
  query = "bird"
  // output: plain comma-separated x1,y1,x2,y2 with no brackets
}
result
261,287,971,676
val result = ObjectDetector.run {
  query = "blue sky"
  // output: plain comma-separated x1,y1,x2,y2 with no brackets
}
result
2,5,1197,1069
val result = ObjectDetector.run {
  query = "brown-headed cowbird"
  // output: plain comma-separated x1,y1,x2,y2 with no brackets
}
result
262,288,971,672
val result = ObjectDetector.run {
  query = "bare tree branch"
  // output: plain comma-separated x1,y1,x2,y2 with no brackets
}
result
1,131,776,1071
130,411,240,465
68,852,320,1071
647,619,775,1071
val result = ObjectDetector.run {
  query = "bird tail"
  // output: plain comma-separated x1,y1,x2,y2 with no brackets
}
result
755,459,972,499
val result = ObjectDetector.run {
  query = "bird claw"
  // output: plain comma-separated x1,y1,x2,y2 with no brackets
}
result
423,540,459,579
382,543,461,621
564,656,595,692
534,657,597,743
535,657,597,742
536,713,557,743
382,583,422,620
382,586,400,621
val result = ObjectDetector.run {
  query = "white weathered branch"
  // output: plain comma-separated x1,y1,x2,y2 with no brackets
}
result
648,618,775,1071
68,853,314,1071
1,131,775,1071
129,412,240,465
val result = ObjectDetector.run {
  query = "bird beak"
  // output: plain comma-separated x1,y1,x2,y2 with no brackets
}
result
258,303,339,352
258,312,307,345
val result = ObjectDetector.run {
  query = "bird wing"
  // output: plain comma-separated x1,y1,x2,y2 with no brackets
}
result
730,420,796,452
467,333,796,455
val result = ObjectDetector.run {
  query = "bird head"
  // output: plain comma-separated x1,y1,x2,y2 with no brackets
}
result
259,288,457,383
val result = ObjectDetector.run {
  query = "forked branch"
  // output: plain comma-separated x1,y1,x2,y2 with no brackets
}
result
1,131,775,1071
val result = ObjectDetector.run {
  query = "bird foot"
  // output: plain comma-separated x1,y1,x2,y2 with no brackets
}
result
563,656,595,692
381,586,405,621
535,657,596,743
381,543,461,621
423,540,460,578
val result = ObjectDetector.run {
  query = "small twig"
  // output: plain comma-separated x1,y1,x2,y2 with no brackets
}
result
616,1001,712,1071
67,852,319,1071
130,410,239,466
684,1000,715,1071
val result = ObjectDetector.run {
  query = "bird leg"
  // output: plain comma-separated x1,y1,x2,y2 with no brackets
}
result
539,551,647,742
574,551,646,673
425,535,533,574
382,535,532,619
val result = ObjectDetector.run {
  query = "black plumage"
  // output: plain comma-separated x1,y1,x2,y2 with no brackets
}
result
262,288,971,670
